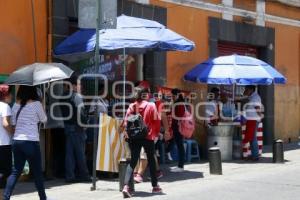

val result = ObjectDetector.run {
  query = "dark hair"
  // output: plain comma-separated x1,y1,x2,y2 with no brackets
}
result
134,81,142,87
177,94,184,102
172,88,185,102
210,87,219,94
134,86,149,102
69,75,78,85
0,84,10,101
17,86,39,107
171,88,180,96
245,85,256,91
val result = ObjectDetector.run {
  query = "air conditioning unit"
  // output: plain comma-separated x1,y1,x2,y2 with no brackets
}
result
78,0,117,29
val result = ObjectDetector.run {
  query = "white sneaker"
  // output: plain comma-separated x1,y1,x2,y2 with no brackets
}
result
170,167,184,172
167,153,173,161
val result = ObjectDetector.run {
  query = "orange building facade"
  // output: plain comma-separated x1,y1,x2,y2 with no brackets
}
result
0,0,49,78
1,0,299,145
148,0,300,144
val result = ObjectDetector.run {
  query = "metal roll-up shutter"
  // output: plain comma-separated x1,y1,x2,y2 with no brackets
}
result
218,41,258,57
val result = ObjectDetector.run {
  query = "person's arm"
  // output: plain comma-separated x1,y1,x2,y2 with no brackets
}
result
36,102,47,123
73,93,88,125
150,103,161,138
123,103,134,139
255,104,262,119
161,112,169,133
2,104,13,134
161,112,171,140
2,116,13,134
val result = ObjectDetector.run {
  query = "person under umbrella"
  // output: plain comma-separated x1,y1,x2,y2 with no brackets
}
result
3,86,48,200
242,85,262,161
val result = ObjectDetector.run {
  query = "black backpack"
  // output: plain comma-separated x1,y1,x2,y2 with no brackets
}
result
126,104,148,140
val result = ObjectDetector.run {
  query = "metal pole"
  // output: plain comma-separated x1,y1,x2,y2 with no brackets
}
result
91,0,101,191
123,48,126,117
232,84,235,121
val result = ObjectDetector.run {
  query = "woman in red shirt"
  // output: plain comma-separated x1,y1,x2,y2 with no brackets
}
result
122,86,162,198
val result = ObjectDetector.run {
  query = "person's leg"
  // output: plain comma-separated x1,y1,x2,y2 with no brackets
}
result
134,159,147,183
137,147,148,176
0,145,12,188
143,140,158,187
165,139,175,161
64,125,76,181
250,122,259,159
122,141,142,197
173,127,185,169
3,141,26,200
74,128,90,180
165,139,175,153
26,142,47,200
124,141,142,186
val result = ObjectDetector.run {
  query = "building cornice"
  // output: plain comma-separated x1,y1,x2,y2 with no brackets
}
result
276,0,300,8
161,0,300,27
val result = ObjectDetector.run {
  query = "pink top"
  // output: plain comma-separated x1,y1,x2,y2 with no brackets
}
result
125,100,161,141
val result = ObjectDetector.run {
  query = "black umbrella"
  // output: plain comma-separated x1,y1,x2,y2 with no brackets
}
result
5,63,74,86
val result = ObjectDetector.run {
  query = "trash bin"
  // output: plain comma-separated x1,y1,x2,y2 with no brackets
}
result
207,123,236,161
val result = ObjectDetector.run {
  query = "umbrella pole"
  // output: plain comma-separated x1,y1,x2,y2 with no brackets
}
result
123,48,126,116
232,84,235,121
91,0,101,191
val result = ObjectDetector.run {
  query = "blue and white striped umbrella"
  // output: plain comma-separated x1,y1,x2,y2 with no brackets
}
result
184,54,286,85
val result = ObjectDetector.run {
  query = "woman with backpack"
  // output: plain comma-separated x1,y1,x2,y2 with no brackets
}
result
3,86,48,200
122,86,162,198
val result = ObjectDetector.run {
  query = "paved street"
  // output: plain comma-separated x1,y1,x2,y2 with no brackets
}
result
5,143,300,200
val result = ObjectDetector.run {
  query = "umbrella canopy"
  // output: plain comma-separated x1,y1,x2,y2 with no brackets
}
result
184,54,286,85
5,63,74,86
53,15,195,61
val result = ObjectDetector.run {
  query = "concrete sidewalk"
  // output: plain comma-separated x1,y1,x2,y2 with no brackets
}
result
5,143,300,200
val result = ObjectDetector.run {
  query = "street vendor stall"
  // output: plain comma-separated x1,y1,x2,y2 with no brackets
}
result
184,54,286,161
54,14,195,189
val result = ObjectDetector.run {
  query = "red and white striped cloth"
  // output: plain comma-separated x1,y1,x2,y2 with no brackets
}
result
242,122,263,158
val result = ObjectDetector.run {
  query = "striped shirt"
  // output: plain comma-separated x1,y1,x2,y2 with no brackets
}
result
11,101,47,141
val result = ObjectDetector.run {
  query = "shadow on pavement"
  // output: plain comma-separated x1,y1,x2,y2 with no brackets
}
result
12,179,71,196
158,170,204,183
263,142,299,153
223,156,290,164
133,191,167,198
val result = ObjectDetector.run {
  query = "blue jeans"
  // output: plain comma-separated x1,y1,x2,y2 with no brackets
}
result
0,145,12,188
3,141,46,200
172,122,185,168
250,122,259,159
64,124,89,180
